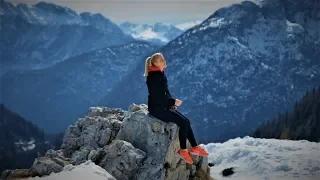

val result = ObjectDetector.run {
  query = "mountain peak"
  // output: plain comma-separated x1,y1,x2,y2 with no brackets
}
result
34,1,77,15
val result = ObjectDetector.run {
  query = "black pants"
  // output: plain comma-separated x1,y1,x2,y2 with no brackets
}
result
149,108,198,149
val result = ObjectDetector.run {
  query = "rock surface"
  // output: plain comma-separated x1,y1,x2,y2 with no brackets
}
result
1,104,213,180
117,103,212,180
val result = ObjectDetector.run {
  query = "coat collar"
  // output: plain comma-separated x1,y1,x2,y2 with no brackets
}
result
148,65,164,72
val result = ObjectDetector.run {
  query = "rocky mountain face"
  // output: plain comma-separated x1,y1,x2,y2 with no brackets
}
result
0,0,133,74
1,40,159,133
101,0,320,142
119,22,184,45
1,104,213,180
0,104,60,172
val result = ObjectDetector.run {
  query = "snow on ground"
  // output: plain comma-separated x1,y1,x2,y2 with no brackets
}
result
203,136,320,180
27,160,116,180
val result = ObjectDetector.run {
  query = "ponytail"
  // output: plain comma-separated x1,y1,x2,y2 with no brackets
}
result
143,56,152,76
143,52,164,76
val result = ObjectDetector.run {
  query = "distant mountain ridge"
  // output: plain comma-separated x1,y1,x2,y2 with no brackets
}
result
0,0,133,74
2,40,159,133
118,22,184,45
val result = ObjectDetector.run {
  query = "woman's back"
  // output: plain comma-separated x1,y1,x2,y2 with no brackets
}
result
146,70,173,112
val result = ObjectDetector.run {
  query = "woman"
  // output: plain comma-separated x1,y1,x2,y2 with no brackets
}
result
143,52,209,164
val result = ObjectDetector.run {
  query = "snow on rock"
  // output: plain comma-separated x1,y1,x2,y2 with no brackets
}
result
27,160,116,180
204,136,320,180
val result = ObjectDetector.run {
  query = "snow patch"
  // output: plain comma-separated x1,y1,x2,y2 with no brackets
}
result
176,20,202,30
15,138,36,151
204,136,320,180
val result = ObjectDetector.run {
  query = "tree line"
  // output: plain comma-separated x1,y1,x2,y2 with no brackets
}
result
252,86,320,142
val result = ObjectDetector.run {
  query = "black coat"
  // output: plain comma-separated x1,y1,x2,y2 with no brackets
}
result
146,70,176,112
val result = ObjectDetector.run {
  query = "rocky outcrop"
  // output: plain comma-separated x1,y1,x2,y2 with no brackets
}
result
117,104,212,180
1,104,213,180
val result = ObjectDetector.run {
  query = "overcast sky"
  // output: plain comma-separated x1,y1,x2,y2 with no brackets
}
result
10,0,244,25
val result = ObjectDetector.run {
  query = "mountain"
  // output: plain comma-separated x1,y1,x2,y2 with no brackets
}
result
100,0,320,143
0,104,61,172
175,20,203,31
0,0,133,74
252,86,320,142
1,40,159,133
118,22,184,45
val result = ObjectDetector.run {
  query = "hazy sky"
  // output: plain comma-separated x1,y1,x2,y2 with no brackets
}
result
10,0,243,25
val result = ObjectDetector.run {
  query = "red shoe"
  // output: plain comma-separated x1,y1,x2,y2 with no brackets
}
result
190,145,209,156
177,149,193,164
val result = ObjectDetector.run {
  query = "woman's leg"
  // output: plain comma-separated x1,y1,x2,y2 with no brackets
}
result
174,110,198,147
151,109,189,149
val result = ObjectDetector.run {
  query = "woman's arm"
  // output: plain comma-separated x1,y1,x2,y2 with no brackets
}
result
163,73,175,107
166,89,175,107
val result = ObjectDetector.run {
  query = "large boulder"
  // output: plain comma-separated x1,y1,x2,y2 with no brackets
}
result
99,140,147,180
117,103,213,180
31,156,69,176
0,168,40,179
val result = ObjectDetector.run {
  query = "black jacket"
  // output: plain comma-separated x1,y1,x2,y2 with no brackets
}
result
146,70,176,112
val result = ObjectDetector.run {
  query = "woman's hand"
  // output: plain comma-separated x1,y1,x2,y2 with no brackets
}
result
172,105,177,110
175,99,182,106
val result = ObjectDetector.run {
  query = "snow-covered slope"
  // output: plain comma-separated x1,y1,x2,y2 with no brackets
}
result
0,1,133,74
206,136,320,180
1,41,158,133
28,160,116,180
119,22,184,45
175,20,203,31
102,0,320,142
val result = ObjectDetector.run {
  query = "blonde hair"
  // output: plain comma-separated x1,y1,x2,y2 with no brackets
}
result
143,52,166,76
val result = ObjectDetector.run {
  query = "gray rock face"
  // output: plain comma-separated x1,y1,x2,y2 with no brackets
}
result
31,157,67,176
0,169,40,179
117,104,213,180
1,104,212,180
61,107,124,157
99,140,147,180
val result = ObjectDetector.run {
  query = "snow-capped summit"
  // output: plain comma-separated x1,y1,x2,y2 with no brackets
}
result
118,21,184,45
175,20,203,31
